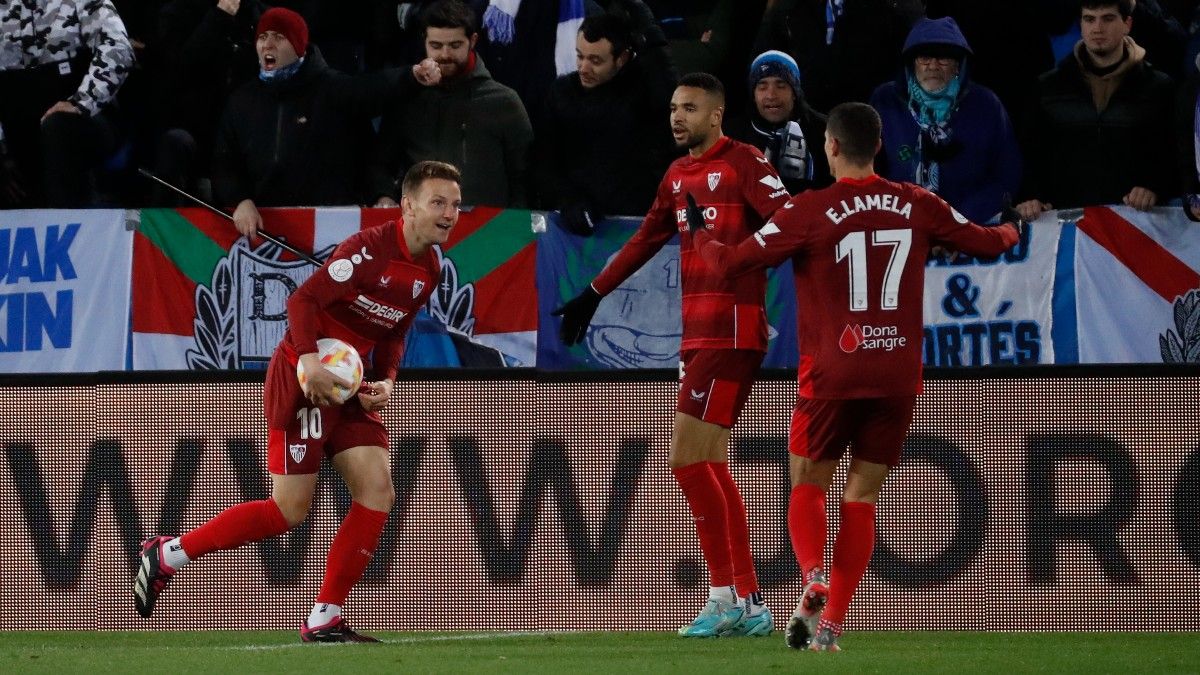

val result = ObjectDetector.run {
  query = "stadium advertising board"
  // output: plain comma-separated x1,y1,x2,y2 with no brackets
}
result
0,373,1197,630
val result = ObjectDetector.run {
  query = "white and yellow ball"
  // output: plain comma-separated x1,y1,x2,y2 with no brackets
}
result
296,338,364,404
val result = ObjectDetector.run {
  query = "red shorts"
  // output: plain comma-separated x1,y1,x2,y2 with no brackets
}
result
677,349,763,428
263,349,387,475
788,396,916,468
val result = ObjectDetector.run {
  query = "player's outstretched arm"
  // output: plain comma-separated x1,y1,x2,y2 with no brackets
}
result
928,192,1021,258
552,285,602,346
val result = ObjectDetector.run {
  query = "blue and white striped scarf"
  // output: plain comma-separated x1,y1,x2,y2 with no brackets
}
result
484,0,584,76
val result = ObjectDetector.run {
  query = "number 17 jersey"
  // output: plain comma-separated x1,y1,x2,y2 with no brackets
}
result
696,175,1019,399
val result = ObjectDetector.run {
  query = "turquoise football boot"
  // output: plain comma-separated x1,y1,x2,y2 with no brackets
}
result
677,598,744,637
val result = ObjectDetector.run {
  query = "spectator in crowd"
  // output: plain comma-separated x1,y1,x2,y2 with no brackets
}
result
371,0,533,208
0,0,134,208
753,0,925,113
1017,0,1176,221
728,50,832,195
870,17,1021,223
536,7,677,232
1175,53,1200,220
150,0,265,206
922,0,1055,136
213,7,441,237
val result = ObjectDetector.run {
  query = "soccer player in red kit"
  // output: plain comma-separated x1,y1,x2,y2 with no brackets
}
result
690,102,1020,651
133,161,463,642
554,72,791,637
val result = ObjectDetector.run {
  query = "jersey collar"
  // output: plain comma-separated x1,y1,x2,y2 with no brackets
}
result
837,174,882,186
689,135,731,164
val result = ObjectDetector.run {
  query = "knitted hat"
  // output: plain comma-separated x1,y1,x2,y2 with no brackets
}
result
257,7,309,56
748,50,802,95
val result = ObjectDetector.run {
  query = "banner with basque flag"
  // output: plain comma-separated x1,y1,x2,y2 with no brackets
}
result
131,207,537,370
1067,206,1200,364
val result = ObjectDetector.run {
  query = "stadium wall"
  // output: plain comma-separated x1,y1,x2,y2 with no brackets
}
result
1,368,1197,631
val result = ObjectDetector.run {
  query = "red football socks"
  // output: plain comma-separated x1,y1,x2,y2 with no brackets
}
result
709,461,758,596
316,502,389,606
672,462,734,587
788,482,827,580
179,498,290,559
824,500,876,625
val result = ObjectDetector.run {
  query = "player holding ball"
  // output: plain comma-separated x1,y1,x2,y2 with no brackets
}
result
133,161,463,643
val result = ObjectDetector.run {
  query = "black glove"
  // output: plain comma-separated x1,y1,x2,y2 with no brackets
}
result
559,204,600,237
1000,197,1027,239
551,285,602,346
685,192,706,234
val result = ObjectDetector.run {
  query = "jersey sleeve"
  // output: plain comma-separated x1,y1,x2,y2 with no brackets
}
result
370,318,410,381
919,188,1019,257
738,145,791,221
694,198,807,277
591,174,678,296
286,231,378,356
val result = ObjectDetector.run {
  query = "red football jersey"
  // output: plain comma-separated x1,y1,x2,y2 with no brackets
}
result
592,136,789,352
696,175,1019,398
279,219,440,381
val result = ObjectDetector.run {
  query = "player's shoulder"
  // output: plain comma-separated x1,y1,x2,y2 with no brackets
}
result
723,138,772,168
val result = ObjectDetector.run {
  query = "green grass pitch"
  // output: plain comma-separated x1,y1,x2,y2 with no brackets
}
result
2,631,1198,673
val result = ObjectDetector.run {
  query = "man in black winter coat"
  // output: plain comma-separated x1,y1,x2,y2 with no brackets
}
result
1017,0,1175,220
537,4,678,233
212,7,441,237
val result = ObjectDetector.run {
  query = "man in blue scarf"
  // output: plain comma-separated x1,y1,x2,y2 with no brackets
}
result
870,16,1021,224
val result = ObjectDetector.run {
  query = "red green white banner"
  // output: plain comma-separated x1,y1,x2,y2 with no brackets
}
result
131,207,537,369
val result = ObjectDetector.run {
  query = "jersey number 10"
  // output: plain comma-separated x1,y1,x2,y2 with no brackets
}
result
835,229,913,312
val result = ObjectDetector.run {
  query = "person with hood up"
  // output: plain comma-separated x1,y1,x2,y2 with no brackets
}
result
869,17,1021,224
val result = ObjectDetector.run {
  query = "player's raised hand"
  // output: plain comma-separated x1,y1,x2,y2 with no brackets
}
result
299,353,352,406
357,379,393,412
685,193,707,234
551,286,602,346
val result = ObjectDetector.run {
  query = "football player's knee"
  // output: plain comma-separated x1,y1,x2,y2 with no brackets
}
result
275,495,313,527
359,476,395,511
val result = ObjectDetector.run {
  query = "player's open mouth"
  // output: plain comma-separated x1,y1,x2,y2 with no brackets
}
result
263,55,277,69
435,222,452,231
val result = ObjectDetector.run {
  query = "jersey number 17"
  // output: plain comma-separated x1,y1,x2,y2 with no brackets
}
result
835,229,912,311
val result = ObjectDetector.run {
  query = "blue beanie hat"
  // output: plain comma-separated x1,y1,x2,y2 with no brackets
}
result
748,50,802,95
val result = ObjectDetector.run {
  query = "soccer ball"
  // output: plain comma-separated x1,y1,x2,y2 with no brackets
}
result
296,338,364,404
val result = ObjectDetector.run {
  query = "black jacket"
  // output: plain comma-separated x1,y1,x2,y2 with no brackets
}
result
535,42,677,217
213,47,415,207
1021,45,1176,209
156,0,264,150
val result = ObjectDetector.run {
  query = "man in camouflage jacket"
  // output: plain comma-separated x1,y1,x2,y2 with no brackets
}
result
0,0,133,207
